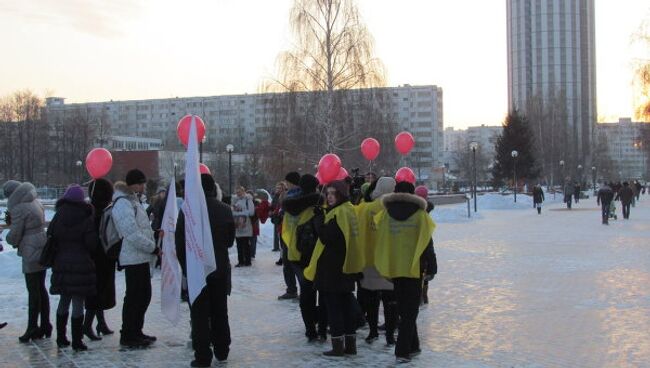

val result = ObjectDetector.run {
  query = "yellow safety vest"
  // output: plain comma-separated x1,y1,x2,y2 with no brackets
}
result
356,199,385,268
304,201,364,281
281,209,315,262
373,209,435,279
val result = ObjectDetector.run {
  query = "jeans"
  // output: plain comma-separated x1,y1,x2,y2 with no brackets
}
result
281,244,297,294
323,291,357,337
191,277,231,363
24,271,49,329
121,263,152,339
235,237,252,266
622,203,631,219
57,295,84,318
601,202,611,223
272,225,280,251
393,278,422,358
250,236,257,258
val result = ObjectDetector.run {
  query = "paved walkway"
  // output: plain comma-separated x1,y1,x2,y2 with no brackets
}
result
1,197,649,367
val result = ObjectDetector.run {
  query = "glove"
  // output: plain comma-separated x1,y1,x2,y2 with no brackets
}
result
424,274,434,282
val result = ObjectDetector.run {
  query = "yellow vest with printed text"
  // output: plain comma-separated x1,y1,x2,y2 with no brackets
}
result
356,199,385,268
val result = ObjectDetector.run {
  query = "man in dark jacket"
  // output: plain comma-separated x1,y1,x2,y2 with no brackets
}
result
532,184,544,214
615,182,635,220
597,182,615,224
176,174,236,367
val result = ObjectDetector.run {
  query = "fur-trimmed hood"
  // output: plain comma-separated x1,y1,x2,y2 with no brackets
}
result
381,192,427,221
113,181,136,201
7,182,37,210
283,192,321,216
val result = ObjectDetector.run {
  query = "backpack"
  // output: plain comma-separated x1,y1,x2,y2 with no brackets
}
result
296,218,318,267
99,196,137,260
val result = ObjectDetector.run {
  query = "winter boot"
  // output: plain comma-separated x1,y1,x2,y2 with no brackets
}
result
71,316,87,351
19,299,41,343
344,334,357,355
83,310,102,341
56,313,70,348
95,310,114,335
537,207,541,214
323,336,345,357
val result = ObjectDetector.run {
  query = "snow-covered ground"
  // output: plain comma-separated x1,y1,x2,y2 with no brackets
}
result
1,194,649,367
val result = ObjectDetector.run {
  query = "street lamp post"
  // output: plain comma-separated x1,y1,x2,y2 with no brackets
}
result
577,164,583,186
441,165,446,193
470,141,479,212
226,144,234,197
511,150,519,202
75,160,82,183
591,166,596,193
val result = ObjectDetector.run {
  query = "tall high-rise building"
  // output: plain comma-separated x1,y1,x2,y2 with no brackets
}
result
507,0,596,172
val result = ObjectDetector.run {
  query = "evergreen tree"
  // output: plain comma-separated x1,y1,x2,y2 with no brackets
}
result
492,110,539,186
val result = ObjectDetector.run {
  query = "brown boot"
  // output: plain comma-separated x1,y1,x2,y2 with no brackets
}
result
323,336,344,357
344,334,357,355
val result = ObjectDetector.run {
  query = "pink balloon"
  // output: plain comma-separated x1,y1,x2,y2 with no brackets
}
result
395,167,416,184
360,138,380,161
315,172,327,185
177,115,206,147
395,131,415,155
199,163,211,175
85,148,113,179
335,167,349,181
318,154,342,183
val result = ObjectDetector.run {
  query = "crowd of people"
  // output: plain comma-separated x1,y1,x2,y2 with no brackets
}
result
1,167,437,366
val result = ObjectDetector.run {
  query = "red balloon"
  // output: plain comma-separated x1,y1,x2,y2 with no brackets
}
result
335,167,349,181
199,163,211,175
395,167,416,184
177,115,206,147
315,172,327,185
395,131,415,155
318,154,342,183
360,138,380,161
85,148,113,179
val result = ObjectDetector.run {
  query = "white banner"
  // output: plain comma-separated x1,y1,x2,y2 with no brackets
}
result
160,180,181,325
182,117,217,304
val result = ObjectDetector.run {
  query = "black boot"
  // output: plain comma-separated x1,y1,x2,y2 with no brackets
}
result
323,336,345,357
83,310,102,341
19,296,41,343
71,316,87,351
344,334,357,355
385,302,398,346
537,207,541,214
56,313,70,348
95,310,114,335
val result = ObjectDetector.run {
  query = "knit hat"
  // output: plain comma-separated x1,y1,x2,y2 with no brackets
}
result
88,178,114,207
395,181,415,194
415,185,428,200
371,177,397,200
285,171,301,186
201,173,217,196
125,169,147,186
63,184,85,202
327,180,350,199
3,180,21,198
299,174,319,194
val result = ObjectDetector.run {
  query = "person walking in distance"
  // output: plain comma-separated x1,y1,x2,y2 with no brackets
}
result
563,180,574,209
113,170,159,348
615,181,635,220
532,184,545,214
597,182,615,225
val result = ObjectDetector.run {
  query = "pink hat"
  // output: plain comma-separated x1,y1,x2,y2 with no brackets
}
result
414,185,428,200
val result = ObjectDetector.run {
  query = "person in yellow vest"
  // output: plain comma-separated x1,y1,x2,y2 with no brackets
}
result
304,179,364,357
414,185,437,305
281,174,327,342
373,181,436,364
357,177,399,346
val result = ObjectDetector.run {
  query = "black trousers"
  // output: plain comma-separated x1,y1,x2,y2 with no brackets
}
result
235,237,251,266
24,270,49,329
191,277,231,363
323,291,357,337
622,203,631,219
282,244,297,294
361,287,397,336
393,278,422,358
272,225,280,251
290,262,327,337
601,202,611,223
121,263,151,339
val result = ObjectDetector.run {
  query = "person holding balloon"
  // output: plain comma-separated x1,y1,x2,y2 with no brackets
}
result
373,176,435,364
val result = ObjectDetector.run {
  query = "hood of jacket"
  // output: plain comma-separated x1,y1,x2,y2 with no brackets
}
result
283,192,321,216
7,182,37,210
113,181,136,201
54,199,94,227
381,192,427,221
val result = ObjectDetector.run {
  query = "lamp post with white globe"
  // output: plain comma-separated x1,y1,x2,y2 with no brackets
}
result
511,150,519,202
226,144,234,197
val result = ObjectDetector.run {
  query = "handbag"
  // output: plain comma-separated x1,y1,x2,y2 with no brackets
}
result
39,235,57,268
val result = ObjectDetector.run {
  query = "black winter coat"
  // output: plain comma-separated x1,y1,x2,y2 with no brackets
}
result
313,201,355,293
49,200,97,296
283,192,321,268
176,195,236,283
86,200,116,310
532,187,544,204
616,186,635,205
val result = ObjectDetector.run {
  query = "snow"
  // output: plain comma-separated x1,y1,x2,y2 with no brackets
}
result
1,196,649,367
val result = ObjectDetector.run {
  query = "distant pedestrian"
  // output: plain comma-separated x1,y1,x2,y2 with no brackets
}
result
532,184,544,214
615,182,635,220
270,182,287,253
597,182,615,225
573,182,581,204
277,172,302,299
563,181,574,209
231,186,255,267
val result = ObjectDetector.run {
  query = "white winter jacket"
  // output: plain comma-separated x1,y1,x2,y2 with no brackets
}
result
231,194,254,238
112,182,156,267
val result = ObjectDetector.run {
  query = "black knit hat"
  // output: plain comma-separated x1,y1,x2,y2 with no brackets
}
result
201,173,217,197
89,178,114,207
125,169,147,186
285,171,301,186
299,174,319,194
395,181,415,194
